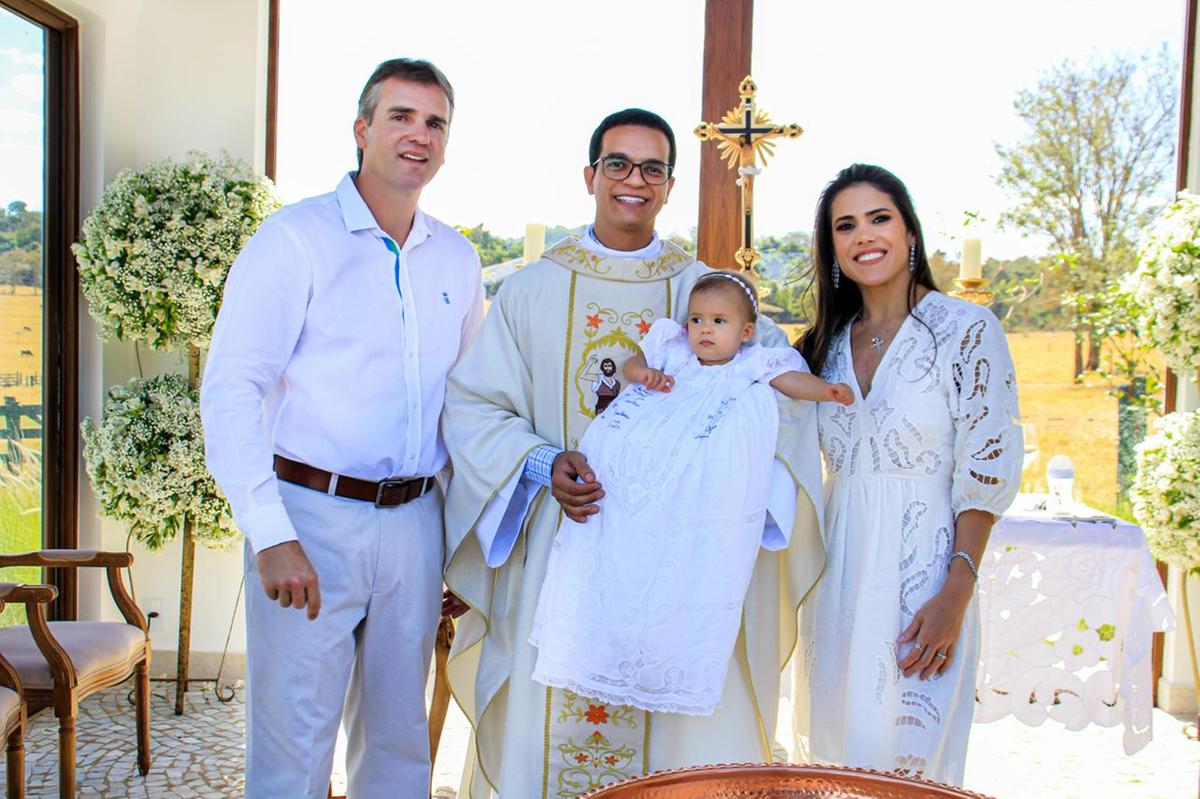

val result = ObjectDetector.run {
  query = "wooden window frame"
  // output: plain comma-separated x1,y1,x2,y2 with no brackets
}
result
1,0,80,621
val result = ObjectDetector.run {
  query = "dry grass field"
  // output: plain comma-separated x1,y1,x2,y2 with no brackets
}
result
0,286,43,409
780,324,1150,518
0,287,43,623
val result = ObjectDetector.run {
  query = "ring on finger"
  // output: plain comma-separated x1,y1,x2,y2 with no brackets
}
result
934,650,948,660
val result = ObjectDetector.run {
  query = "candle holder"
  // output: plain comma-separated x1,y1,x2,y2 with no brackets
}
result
948,276,994,306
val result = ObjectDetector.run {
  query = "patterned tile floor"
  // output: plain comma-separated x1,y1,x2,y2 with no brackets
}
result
14,681,246,797
2,679,1196,797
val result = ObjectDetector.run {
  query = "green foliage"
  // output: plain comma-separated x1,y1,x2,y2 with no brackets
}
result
0,201,42,289
993,48,1178,368
457,223,523,267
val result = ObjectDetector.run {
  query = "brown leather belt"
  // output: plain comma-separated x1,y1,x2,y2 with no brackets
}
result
273,455,435,508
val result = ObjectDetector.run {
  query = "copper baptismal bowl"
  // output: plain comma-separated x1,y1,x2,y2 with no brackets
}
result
581,762,995,798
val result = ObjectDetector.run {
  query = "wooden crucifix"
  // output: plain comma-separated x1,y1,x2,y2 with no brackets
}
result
695,75,802,273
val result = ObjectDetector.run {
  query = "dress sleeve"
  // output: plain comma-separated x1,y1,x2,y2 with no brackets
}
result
639,317,688,373
947,309,1024,519
748,344,810,387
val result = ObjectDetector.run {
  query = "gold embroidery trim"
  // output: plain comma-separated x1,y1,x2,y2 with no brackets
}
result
555,241,609,275
637,245,691,279
642,710,651,775
562,272,577,447
737,622,773,759
542,685,553,799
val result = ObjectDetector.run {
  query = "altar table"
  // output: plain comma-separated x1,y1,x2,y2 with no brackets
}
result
974,496,1176,753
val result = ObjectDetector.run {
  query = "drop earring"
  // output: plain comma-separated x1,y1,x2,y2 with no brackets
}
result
832,261,840,289
908,244,916,273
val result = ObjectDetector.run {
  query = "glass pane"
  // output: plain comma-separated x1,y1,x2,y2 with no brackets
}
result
0,7,45,621
753,1,1181,518
275,0,703,261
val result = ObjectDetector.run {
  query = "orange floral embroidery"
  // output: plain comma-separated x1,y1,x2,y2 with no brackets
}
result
575,753,590,764
636,319,652,335
585,704,609,725
586,313,602,328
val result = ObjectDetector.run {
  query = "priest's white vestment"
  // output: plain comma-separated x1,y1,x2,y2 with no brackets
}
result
442,236,825,798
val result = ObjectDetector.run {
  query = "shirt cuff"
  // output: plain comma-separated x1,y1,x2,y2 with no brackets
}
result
762,459,797,551
523,444,561,488
237,501,299,555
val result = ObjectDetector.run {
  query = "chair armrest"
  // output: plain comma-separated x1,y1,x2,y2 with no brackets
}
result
0,552,146,633
0,550,133,569
0,582,60,694
0,583,58,604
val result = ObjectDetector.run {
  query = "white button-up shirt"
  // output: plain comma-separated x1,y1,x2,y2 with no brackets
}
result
201,173,484,553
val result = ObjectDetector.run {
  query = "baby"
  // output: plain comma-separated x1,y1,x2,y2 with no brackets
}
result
530,270,852,716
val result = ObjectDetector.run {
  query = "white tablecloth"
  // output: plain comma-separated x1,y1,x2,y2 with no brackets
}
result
974,496,1176,754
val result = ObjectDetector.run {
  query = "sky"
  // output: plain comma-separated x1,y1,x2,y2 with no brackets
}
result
0,6,43,216
273,0,1184,261
0,1,1183,262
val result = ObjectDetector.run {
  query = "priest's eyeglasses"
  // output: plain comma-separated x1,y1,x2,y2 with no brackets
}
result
593,155,673,185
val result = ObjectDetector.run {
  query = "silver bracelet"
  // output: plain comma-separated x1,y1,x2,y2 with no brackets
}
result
948,550,979,580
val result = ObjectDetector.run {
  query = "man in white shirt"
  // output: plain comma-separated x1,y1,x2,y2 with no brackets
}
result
201,58,483,799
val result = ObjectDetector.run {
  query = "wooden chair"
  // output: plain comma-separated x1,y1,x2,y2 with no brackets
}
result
0,582,57,799
0,551,150,798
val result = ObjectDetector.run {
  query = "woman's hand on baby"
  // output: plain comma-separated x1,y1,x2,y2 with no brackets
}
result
641,368,674,393
826,382,855,406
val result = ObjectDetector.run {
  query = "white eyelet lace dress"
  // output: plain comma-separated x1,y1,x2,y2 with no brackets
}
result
794,292,1022,785
530,317,808,716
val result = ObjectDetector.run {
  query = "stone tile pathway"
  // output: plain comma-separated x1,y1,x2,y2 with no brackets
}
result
2,679,1196,797
16,681,245,797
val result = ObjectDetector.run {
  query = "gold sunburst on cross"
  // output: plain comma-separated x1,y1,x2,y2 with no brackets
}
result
695,76,803,272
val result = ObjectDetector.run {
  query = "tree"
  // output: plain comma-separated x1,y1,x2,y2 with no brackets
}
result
994,48,1177,378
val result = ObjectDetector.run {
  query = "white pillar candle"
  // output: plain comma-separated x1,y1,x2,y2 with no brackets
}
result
960,238,982,280
523,223,546,264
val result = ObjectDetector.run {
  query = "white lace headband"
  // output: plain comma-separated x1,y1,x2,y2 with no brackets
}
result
705,272,759,316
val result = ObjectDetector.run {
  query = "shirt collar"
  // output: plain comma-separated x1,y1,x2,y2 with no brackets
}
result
583,224,662,259
336,172,431,248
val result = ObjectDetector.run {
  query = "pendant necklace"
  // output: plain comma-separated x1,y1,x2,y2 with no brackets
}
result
856,310,889,355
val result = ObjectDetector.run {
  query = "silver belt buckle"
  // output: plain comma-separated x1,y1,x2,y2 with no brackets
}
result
375,477,408,507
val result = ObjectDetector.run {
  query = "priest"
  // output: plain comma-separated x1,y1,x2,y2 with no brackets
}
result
442,108,824,798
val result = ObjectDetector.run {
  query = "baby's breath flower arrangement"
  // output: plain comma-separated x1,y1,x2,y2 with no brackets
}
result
1131,410,1200,569
73,151,279,350
75,151,275,711
1131,409,1200,716
1121,190,1200,373
82,374,236,549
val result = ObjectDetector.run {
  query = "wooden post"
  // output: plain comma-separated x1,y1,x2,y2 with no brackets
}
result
697,0,753,269
174,344,201,715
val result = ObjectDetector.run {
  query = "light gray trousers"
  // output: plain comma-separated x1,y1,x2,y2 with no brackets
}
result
244,480,443,798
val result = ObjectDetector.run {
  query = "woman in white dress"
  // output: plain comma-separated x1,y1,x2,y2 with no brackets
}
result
794,164,1023,785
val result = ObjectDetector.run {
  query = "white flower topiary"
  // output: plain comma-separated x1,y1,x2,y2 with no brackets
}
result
1130,410,1200,569
73,151,279,351
1122,190,1200,374
81,373,236,550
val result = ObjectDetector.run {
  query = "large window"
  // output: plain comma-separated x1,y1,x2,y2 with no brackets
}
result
0,0,78,621
274,0,704,256
752,0,1181,517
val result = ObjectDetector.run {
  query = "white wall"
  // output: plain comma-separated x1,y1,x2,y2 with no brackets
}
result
54,0,271,670
1157,0,1200,714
